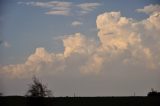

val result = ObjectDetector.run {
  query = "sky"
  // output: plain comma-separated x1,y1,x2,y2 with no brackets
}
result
0,0,160,96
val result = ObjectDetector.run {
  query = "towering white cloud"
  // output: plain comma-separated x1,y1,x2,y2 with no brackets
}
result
96,12,141,51
96,10,160,70
1,4,160,78
63,33,95,57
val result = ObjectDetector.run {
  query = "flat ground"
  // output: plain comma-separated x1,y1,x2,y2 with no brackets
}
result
0,96,160,106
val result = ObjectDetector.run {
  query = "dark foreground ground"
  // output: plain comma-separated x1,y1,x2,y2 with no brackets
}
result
0,96,160,106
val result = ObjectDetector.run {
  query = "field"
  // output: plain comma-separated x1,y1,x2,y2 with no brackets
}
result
0,96,160,106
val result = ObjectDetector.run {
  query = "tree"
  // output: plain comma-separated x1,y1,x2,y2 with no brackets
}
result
26,76,52,97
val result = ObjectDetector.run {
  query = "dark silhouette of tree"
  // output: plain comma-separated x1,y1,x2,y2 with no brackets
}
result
147,88,160,97
26,76,52,97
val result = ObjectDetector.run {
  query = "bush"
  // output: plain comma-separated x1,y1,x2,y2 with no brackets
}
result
26,76,52,97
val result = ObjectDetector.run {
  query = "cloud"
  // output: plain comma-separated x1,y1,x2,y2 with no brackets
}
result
1,47,65,78
18,1,72,16
0,41,11,48
77,3,101,11
1,4,160,77
0,33,96,77
45,10,70,16
63,33,96,58
136,4,160,14
33,1,72,9
71,21,83,27
96,12,140,52
81,54,104,74
96,10,160,69
77,3,101,15
3,41,11,48
18,1,72,9
82,7,160,73
18,1,101,16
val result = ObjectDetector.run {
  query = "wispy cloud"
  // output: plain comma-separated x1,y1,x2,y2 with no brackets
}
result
71,21,83,27
18,1,72,9
45,10,70,16
18,1,72,16
33,1,71,9
77,3,101,11
17,1,101,16
77,3,101,15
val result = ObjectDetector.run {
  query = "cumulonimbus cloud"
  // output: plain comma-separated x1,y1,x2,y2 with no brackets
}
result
1,4,160,78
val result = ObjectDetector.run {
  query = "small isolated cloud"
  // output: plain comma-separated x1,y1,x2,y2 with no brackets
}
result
71,21,83,27
137,4,160,14
0,41,11,48
4,41,11,48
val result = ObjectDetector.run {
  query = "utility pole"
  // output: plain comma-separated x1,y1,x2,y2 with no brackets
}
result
74,88,77,97
74,92,75,97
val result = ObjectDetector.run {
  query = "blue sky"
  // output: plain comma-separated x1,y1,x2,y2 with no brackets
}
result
0,0,160,96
